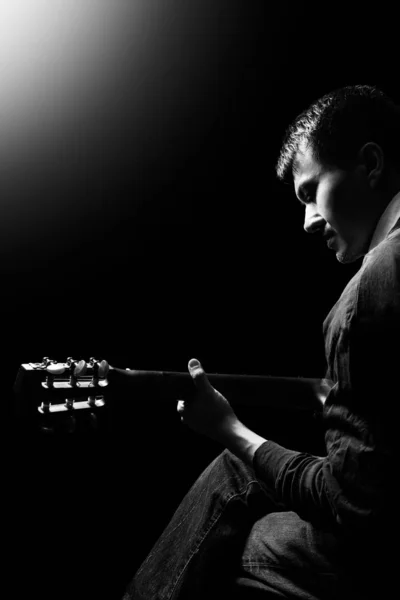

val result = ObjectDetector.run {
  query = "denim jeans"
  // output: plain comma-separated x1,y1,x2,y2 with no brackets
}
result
122,450,378,600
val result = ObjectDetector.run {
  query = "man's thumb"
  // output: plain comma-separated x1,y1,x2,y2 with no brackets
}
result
188,358,210,391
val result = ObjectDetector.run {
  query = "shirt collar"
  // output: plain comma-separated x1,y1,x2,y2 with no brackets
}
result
368,191,400,252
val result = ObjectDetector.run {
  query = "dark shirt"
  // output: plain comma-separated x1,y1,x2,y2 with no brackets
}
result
253,206,400,535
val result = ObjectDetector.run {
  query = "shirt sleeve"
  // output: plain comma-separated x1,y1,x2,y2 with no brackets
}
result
252,440,337,526
252,235,400,531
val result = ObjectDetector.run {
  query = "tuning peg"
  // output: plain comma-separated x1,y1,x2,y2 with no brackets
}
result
46,364,66,375
98,360,109,379
89,359,109,386
46,363,66,388
74,360,87,377
68,359,87,386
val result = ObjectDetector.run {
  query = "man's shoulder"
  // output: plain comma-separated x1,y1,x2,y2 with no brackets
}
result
363,224,400,275
357,225,400,314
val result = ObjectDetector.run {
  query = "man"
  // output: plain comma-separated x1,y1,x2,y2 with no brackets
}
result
123,85,400,599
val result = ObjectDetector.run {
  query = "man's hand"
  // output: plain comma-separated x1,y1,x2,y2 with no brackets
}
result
177,358,239,443
177,358,268,464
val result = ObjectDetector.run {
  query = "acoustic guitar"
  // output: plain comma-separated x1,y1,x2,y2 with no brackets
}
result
13,356,332,435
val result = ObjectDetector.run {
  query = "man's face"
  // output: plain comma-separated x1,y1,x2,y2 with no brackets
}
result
293,141,378,263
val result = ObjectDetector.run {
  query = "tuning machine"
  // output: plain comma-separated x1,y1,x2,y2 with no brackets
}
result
45,362,66,389
66,358,87,387
89,358,109,387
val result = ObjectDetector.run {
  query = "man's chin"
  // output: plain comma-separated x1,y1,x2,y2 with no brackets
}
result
334,240,366,264
335,251,359,264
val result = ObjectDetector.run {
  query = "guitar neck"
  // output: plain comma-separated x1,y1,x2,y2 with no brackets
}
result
108,367,329,412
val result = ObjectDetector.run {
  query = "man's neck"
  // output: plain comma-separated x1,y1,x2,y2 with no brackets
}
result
382,168,400,202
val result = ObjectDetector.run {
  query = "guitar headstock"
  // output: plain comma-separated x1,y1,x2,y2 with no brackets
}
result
13,357,110,434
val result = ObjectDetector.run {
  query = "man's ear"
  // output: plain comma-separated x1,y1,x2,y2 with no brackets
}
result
357,142,385,189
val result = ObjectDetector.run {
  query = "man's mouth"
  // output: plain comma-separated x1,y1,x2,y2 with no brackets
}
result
326,235,336,249
323,229,336,242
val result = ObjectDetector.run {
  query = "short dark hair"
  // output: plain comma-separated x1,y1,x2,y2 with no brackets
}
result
275,85,400,184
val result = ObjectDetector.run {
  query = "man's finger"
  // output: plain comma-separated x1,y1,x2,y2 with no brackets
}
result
188,358,211,393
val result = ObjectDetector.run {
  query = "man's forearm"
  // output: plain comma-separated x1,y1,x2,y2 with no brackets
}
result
218,419,268,466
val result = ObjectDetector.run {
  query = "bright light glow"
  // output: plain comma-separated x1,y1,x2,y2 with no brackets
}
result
0,1,216,260
0,0,150,250
0,0,145,153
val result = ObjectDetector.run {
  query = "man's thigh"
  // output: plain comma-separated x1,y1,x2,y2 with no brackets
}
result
234,511,348,600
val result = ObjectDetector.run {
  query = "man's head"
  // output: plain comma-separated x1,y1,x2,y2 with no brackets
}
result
276,85,400,263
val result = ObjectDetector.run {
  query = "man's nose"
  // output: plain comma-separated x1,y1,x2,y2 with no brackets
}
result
303,204,325,234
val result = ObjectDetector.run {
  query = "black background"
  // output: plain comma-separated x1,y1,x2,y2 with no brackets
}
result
5,0,398,381
3,2,400,598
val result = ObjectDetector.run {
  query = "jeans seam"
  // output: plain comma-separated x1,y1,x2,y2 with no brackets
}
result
135,475,254,581
136,477,252,577
168,479,260,599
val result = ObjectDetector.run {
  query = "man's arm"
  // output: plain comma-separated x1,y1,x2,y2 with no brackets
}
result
177,358,337,526
217,418,268,466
